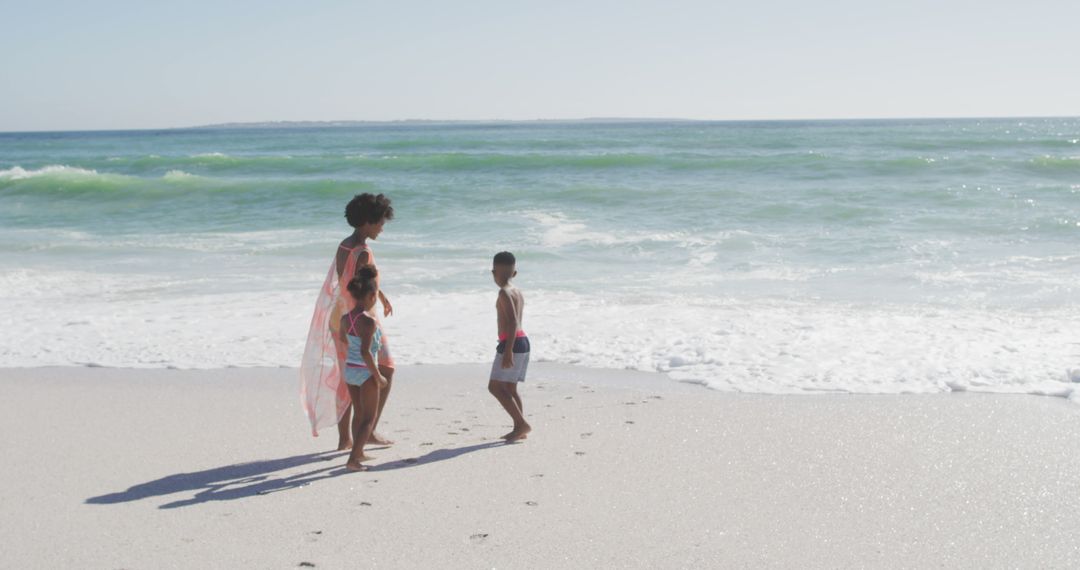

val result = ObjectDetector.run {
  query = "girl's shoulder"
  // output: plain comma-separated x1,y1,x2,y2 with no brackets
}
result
354,309,376,326
342,309,375,335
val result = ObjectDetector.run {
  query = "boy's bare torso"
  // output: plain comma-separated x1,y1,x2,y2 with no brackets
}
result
497,285,525,335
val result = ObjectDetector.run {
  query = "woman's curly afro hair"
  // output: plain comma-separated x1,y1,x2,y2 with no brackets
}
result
345,193,394,228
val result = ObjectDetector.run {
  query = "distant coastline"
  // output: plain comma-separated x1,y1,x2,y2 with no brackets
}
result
188,117,700,129
3,115,1077,135
190,116,1080,130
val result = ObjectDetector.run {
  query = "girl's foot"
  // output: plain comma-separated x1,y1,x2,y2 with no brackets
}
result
345,460,369,472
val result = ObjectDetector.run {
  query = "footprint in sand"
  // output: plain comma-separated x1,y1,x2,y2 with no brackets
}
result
358,501,372,507
420,442,434,446
468,533,489,544
580,432,592,438
298,563,316,568
525,501,538,506
575,451,586,456
625,420,635,425
531,473,544,478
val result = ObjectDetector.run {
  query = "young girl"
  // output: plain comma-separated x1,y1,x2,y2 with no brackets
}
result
300,193,396,448
340,266,388,471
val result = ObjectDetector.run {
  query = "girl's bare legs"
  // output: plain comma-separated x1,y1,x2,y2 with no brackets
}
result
345,381,381,471
334,340,353,451
336,405,353,451
368,366,395,445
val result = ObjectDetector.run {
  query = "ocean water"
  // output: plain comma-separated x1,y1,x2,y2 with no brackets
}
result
2,119,1079,398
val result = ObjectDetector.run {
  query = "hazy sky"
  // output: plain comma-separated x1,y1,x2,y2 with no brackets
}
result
2,0,1078,131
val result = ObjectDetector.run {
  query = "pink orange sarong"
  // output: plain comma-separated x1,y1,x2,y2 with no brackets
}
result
299,247,360,437
299,244,395,436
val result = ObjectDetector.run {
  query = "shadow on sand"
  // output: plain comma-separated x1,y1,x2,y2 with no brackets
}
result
86,441,508,508
86,451,349,509
370,441,504,471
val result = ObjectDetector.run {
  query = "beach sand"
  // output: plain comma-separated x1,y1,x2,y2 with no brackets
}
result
3,364,1080,568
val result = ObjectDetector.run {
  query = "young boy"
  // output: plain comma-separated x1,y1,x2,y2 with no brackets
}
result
487,251,532,442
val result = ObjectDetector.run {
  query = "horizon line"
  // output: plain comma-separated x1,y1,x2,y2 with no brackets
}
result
2,114,1078,135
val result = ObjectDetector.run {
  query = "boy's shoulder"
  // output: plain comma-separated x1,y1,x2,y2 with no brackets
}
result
497,285,524,303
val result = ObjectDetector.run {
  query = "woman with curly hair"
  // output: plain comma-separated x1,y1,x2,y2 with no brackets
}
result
300,193,397,450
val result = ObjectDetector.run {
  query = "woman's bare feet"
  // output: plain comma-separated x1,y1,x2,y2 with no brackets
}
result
368,433,394,446
336,438,353,451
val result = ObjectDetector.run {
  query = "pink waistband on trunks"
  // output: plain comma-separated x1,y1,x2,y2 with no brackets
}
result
498,330,527,342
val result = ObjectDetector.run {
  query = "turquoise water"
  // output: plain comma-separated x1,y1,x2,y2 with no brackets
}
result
2,119,1079,396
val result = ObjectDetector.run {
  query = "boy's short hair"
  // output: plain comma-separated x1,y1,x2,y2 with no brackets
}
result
493,251,516,266
345,193,394,228
347,264,379,299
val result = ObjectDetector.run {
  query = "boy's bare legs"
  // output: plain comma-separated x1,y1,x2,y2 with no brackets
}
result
368,366,394,445
504,382,531,440
509,382,523,414
488,380,531,441
336,406,353,451
346,381,381,471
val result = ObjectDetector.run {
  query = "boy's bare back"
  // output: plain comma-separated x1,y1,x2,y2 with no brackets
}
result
497,285,525,336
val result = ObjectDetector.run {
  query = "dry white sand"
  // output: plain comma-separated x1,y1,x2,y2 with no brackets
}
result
2,364,1080,569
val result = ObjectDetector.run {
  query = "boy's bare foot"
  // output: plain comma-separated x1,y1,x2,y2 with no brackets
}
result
504,424,532,442
369,433,394,445
499,430,528,440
